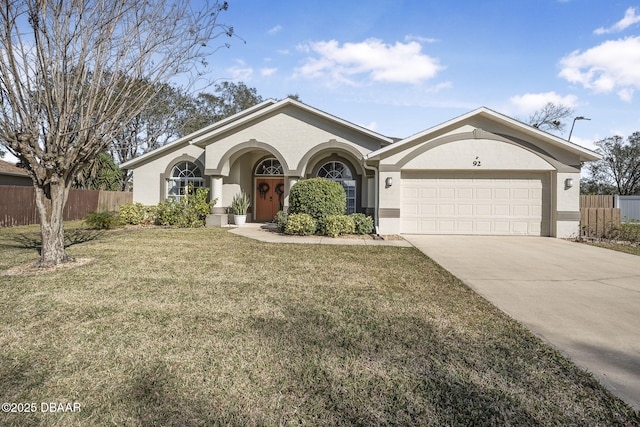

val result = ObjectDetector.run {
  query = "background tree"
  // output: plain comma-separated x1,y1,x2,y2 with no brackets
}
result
74,152,122,191
583,132,640,195
527,102,574,133
110,80,194,191
0,0,234,266
181,82,264,134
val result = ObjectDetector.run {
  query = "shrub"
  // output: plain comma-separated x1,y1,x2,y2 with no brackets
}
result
288,178,346,232
284,213,316,236
84,211,119,230
154,199,184,226
273,210,288,233
615,220,640,243
154,187,214,227
351,213,374,235
183,187,215,227
154,187,216,227
118,202,154,225
324,214,355,238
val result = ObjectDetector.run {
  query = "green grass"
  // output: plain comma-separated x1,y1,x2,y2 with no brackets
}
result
1,223,638,426
584,223,640,256
585,242,640,256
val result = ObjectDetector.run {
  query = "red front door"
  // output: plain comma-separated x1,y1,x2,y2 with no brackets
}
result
255,178,284,221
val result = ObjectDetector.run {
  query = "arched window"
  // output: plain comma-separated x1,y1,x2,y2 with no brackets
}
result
255,158,283,175
317,161,356,214
167,161,204,201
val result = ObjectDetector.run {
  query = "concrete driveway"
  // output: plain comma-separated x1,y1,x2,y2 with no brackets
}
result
403,235,640,410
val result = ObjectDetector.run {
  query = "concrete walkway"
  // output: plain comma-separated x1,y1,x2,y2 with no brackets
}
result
228,222,412,247
403,235,640,410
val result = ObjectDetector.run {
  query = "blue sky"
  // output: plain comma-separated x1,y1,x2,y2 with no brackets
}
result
201,0,640,152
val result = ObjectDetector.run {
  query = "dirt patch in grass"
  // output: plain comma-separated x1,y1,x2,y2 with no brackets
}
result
1,257,95,276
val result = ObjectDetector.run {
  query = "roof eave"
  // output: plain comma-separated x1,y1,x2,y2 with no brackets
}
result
190,97,394,147
121,99,278,169
366,107,601,162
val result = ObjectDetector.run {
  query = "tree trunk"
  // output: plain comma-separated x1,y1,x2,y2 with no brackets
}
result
33,182,72,267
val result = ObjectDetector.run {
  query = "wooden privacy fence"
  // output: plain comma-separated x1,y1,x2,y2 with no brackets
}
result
580,195,614,208
0,185,132,228
579,195,621,238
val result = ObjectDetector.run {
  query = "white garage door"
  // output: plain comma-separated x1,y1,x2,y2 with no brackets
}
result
401,172,546,235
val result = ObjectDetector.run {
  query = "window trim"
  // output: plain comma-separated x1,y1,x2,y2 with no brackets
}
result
166,161,204,201
254,157,284,176
316,160,357,214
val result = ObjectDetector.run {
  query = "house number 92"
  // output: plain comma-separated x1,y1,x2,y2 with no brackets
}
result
473,157,481,167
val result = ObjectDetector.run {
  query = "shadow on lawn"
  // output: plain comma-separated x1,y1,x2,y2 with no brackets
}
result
248,304,541,426
126,360,248,426
2,229,104,254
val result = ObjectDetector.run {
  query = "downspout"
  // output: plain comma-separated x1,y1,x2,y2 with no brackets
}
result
362,157,380,236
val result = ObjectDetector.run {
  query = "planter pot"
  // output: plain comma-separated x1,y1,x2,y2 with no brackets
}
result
233,214,247,226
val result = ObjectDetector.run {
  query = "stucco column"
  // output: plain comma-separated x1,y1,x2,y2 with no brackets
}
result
210,175,225,214
284,176,300,211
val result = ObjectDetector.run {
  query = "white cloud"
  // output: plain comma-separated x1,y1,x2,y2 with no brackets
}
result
261,67,277,77
594,7,640,34
404,34,438,44
267,25,282,35
295,38,444,85
509,91,579,115
364,121,378,131
559,36,640,101
227,60,253,80
277,49,290,55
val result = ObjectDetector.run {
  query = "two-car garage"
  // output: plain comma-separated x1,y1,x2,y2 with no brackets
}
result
400,172,549,236
366,107,599,238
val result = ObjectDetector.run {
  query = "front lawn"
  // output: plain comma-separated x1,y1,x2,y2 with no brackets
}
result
1,224,638,426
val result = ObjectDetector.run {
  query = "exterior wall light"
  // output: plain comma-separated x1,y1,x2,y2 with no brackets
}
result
565,178,574,188
385,177,393,188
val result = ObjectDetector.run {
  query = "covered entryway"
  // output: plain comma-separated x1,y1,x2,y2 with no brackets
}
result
401,172,549,235
254,157,284,221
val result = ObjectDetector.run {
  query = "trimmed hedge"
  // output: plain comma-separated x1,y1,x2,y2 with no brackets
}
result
324,215,355,238
288,178,346,232
284,213,316,236
351,213,374,235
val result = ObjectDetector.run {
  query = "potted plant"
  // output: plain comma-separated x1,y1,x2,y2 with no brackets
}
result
231,192,250,225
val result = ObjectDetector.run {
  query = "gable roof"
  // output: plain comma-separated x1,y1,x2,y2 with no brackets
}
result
121,99,277,169
188,97,394,147
122,98,394,169
0,159,29,177
366,107,601,163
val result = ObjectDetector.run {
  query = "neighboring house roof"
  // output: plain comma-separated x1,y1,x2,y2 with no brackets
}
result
0,159,29,177
366,107,601,163
121,98,394,169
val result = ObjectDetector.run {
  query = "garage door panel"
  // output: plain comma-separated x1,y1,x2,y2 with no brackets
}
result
458,204,473,215
476,204,491,215
401,173,545,236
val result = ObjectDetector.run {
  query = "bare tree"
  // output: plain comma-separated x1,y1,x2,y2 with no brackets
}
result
110,80,194,191
527,102,574,133
0,0,234,266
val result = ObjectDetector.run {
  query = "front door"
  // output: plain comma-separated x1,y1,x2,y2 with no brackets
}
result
255,177,284,221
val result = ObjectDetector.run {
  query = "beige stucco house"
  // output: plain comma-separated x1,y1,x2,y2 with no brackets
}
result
121,98,599,238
